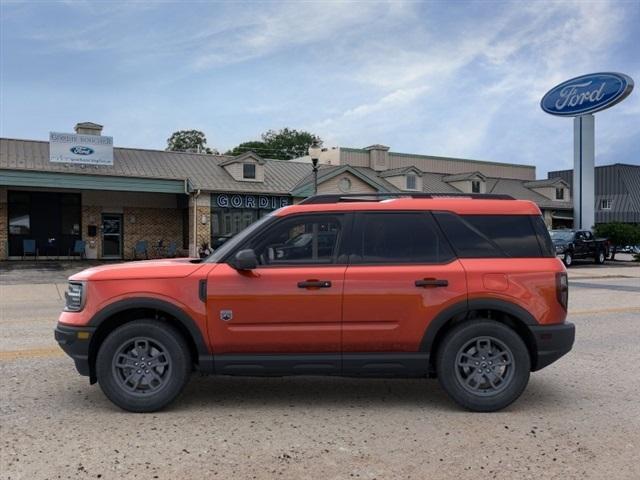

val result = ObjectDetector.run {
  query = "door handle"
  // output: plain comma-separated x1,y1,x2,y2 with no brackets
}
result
298,280,332,289
415,278,448,288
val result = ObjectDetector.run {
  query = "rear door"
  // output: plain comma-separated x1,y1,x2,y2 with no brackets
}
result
341,212,467,366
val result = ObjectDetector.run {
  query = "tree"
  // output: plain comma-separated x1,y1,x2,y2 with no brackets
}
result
225,141,268,157
226,128,321,160
594,222,640,260
166,130,216,154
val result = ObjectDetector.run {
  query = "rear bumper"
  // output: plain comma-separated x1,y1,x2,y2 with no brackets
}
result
529,322,575,371
54,324,96,377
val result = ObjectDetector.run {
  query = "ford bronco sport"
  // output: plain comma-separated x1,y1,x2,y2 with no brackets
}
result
55,193,574,412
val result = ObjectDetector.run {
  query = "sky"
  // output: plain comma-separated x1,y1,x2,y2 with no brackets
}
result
1,0,639,177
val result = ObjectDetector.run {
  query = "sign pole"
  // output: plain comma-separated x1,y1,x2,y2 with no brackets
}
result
573,114,595,230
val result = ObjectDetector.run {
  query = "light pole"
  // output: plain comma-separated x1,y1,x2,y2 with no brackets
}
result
308,140,322,195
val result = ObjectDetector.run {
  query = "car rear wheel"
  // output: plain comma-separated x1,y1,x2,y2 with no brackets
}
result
96,320,191,412
436,320,530,412
563,252,573,267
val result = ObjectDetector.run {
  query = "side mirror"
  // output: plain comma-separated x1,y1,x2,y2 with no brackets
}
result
231,249,258,270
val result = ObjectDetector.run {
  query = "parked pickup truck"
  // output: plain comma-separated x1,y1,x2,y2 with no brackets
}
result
549,230,609,267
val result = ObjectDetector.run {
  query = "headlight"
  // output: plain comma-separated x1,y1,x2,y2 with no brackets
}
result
64,282,86,312
555,245,564,252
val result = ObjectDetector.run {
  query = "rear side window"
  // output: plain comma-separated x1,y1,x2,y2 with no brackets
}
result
434,213,553,258
353,212,454,264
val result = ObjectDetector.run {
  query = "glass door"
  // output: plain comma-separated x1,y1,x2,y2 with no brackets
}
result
102,214,123,258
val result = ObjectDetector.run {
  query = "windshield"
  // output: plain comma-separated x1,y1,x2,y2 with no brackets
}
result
550,230,574,242
205,213,275,263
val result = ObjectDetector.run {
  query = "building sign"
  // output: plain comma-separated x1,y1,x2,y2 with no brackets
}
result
540,72,634,117
213,193,289,209
49,132,114,166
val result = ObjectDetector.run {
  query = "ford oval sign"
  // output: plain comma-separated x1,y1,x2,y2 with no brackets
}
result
541,72,633,116
70,146,95,155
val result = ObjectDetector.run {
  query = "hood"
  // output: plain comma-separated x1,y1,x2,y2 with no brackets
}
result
69,258,206,281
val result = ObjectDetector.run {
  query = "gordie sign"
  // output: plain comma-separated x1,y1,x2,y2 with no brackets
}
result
541,72,633,116
214,193,289,210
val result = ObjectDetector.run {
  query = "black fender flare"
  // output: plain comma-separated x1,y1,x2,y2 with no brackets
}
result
419,298,537,353
87,297,210,364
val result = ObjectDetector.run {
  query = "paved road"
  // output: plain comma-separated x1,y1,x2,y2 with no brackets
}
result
1,264,639,479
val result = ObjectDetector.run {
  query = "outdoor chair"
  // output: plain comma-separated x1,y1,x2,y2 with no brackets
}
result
133,240,149,260
68,240,86,260
166,241,177,258
22,239,38,260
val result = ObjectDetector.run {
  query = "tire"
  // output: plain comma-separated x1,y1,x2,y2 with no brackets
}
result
563,252,573,267
595,250,606,264
96,320,191,413
436,320,530,412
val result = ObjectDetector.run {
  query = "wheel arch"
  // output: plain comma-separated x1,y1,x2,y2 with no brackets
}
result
421,298,538,374
87,298,212,383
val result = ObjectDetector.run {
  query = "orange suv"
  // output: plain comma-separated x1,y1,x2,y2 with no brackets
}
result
55,193,574,412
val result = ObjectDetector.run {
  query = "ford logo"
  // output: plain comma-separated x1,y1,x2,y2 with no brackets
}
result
70,146,95,155
541,72,633,117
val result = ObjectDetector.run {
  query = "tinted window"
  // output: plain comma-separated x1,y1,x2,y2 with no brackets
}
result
243,163,256,179
249,215,342,265
435,213,550,258
354,212,453,264
433,212,501,258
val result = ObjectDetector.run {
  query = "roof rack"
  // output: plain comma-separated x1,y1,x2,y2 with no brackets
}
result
298,192,514,205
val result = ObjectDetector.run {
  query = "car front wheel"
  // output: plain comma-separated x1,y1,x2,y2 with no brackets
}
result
96,320,191,412
436,320,530,412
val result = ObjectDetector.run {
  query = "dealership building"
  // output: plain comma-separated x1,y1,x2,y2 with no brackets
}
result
1,122,580,261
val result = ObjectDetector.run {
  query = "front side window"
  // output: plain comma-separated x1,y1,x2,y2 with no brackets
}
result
248,215,342,266
555,188,564,200
406,174,417,190
243,163,256,179
354,212,454,264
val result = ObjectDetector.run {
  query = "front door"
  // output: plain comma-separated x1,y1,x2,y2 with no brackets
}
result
342,212,467,360
206,214,348,364
102,214,123,259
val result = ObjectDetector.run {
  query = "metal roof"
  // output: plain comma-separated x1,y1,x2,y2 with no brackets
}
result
0,137,311,195
0,137,577,211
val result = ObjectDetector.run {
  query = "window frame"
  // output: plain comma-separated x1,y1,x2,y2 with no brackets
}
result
242,163,257,180
406,174,417,190
471,180,481,193
600,198,612,210
555,187,564,200
223,212,353,268
348,211,456,266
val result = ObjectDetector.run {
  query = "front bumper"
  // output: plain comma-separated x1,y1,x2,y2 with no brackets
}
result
54,324,96,377
529,322,575,371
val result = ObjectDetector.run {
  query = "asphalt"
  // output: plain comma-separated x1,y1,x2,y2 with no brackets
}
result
1,261,639,479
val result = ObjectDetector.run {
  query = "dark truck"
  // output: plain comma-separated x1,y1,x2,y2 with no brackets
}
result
550,230,609,267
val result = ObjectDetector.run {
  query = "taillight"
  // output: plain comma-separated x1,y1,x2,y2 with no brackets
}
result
556,272,568,310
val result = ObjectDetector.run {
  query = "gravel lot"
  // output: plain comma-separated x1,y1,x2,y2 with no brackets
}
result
1,261,639,479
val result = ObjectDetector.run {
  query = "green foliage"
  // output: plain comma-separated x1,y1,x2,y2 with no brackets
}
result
226,128,322,160
166,130,216,154
594,222,640,260
225,141,269,157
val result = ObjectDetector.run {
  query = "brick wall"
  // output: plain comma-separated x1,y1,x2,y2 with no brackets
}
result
81,205,103,259
123,207,183,260
187,193,212,257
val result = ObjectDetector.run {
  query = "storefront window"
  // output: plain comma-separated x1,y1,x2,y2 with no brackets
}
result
210,194,290,249
8,192,30,234
60,194,81,235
